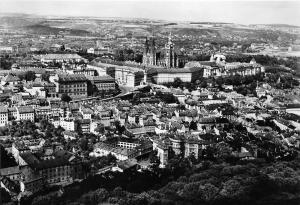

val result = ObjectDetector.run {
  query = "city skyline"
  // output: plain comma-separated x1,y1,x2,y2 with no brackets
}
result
0,0,300,26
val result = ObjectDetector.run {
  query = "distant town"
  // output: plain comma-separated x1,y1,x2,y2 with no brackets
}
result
0,13,300,205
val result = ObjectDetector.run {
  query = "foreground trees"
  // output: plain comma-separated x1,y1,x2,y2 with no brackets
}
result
25,158,300,205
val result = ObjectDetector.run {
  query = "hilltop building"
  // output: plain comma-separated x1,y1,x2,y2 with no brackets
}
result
184,54,265,78
142,37,156,66
142,34,187,68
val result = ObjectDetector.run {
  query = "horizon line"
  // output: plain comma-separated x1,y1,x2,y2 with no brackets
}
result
1,12,300,27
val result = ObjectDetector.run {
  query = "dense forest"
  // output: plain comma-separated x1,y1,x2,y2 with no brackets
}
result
26,158,300,205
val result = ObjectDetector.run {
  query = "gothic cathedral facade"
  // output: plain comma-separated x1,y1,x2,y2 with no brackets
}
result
142,34,179,68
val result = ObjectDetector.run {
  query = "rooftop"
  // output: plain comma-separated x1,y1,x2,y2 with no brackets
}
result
58,74,87,82
17,106,34,114
42,53,85,60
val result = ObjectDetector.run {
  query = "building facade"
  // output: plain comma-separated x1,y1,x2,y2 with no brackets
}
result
0,107,8,126
54,74,88,98
142,37,157,66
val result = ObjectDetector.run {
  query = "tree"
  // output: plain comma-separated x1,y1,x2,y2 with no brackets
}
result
216,142,232,159
0,188,11,203
24,71,36,81
220,179,243,198
41,73,50,82
61,93,72,103
189,121,198,130
149,150,160,170
198,183,219,202
173,77,183,88
94,123,105,134
79,137,88,151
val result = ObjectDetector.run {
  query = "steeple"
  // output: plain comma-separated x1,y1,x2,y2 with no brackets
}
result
142,36,156,66
164,32,176,68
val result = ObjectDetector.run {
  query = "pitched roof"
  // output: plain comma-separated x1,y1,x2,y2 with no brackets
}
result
17,106,34,113
0,106,8,113
147,67,203,74
58,74,87,82
42,53,84,60
87,75,115,83
0,166,20,176
3,74,20,82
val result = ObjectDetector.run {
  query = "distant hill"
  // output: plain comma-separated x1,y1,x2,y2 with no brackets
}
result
250,24,300,28
0,16,40,27
190,22,233,25
24,24,91,36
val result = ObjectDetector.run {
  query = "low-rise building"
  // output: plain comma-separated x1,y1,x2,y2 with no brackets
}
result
16,106,35,122
41,53,87,64
53,74,88,98
87,75,116,95
0,106,8,126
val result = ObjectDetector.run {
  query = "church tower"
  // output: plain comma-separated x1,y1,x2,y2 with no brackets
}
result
142,37,156,66
164,33,176,68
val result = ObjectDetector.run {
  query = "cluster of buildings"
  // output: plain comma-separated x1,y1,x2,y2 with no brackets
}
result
86,83,300,169
87,88,230,167
0,139,84,197
0,53,118,100
144,54,265,84
0,31,299,203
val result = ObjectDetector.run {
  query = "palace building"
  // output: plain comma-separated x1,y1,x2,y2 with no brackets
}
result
184,54,265,78
53,74,88,98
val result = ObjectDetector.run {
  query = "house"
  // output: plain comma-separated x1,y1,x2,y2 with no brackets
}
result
0,176,21,195
91,143,113,158
63,130,78,140
86,64,107,76
0,106,8,126
152,138,170,168
35,106,51,120
80,107,93,120
23,83,47,98
1,74,20,86
80,119,91,133
59,118,77,131
8,107,18,121
52,74,88,98
41,53,87,64
0,166,21,181
18,150,84,186
87,75,116,95
16,106,35,122
197,117,229,132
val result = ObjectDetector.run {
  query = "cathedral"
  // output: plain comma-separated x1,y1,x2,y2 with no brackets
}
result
142,34,187,68
142,37,156,66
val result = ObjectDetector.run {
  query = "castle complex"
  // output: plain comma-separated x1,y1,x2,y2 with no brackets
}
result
142,34,187,68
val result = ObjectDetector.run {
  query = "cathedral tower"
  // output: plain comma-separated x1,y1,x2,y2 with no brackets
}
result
164,33,176,68
142,37,156,66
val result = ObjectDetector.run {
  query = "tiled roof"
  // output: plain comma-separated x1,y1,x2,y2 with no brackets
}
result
88,75,115,83
147,67,203,74
0,106,8,113
42,53,84,60
58,74,87,82
0,166,20,176
3,74,20,82
17,106,34,113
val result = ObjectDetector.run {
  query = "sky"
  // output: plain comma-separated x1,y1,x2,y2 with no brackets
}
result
0,0,300,26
